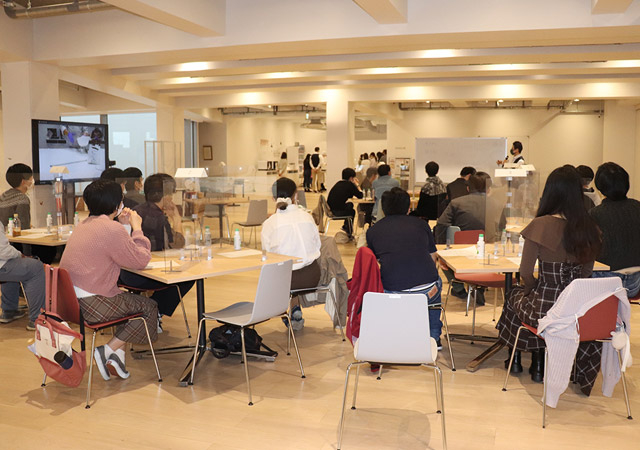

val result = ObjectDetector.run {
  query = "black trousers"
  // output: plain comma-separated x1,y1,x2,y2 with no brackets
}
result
331,204,355,235
118,270,195,316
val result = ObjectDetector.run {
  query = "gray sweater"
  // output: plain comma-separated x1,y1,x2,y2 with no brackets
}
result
0,188,31,228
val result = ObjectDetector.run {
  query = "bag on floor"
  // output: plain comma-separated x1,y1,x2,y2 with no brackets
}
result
32,310,86,387
208,324,277,359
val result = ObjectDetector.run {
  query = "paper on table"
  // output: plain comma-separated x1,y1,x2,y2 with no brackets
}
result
145,261,180,269
219,249,263,258
437,246,478,257
13,233,52,240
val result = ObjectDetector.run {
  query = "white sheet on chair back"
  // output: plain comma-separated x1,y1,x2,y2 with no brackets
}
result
355,293,435,364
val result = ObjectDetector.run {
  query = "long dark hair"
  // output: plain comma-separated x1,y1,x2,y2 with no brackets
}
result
536,165,601,263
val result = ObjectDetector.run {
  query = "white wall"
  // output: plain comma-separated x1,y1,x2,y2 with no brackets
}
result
198,121,227,175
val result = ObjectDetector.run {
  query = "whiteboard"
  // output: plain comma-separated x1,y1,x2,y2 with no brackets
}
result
415,138,507,184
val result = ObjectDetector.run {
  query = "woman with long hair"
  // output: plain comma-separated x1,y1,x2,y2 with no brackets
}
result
496,165,602,393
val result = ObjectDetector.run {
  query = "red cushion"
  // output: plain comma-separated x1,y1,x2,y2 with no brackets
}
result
84,313,144,331
522,322,539,336
455,272,505,288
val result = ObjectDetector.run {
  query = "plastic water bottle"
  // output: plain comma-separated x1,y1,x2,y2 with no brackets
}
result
234,229,242,250
476,233,485,259
46,213,53,233
184,227,193,248
7,218,14,237
12,214,21,236
204,226,212,247
74,212,80,227
518,235,525,257
501,229,508,255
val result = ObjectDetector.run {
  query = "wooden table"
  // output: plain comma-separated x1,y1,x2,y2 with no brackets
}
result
8,227,71,247
436,245,610,371
124,245,292,385
185,197,250,243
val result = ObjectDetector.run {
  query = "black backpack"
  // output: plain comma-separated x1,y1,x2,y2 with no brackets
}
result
209,324,278,359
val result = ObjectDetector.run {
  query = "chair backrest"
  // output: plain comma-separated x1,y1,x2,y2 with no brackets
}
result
248,259,294,324
445,226,461,244
245,199,268,225
319,194,333,218
578,295,619,342
296,190,307,208
355,292,435,364
54,267,83,326
454,229,483,244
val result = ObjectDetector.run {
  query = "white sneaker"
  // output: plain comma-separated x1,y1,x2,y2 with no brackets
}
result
93,346,111,381
107,353,130,379
291,317,305,331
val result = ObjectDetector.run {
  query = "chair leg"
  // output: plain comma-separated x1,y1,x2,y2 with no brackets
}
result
444,282,453,310
440,307,456,371
286,298,292,355
492,288,499,322
351,364,361,408
41,373,47,387
502,326,525,391
435,364,447,449
465,287,472,316
133,317,162,382
175,286,191,339
338,362,364,450
617,350,633,420
285,313,306,378
239,327,253,406
188,318,206,385
471,287,478,342
376,365,383,380
86,330,98,409
225,215,231,239
328,289,346,341
542,348,548,428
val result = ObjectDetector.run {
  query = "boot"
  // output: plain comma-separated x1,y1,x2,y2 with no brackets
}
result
530,349,545,383
504,348,523,373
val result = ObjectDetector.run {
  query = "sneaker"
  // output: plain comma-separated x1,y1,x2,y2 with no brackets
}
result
436,339,443,351
106,353,130,379
0,310,26,324
93,346,111,381
291,306,303,321
291,317,305,331
26,321,36,331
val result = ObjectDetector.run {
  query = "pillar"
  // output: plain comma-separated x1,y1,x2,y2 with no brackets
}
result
155,106,186,175
325,92,355,188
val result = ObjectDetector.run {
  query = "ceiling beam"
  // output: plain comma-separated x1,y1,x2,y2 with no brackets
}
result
592,0,634,14
353,0,407,24
101,0,225,37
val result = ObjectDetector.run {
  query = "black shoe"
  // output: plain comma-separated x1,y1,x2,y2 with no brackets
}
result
436,339,443,351
530,349,544,383
505,348,523,373
451,289,468,299
474,288,486,306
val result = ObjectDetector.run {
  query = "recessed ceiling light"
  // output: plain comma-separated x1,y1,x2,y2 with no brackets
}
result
426,100,430,103
497,99,504,103
268,105,272,108
574,98,580,102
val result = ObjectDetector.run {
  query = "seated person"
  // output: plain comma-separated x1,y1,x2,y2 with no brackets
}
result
101,167,137,209
262,177,321,330
0,164,56,263
421,161,446,196
60,179,158,380
590,162,640,297
366,187,443,346
327,168,363,236
446,166,476,202
0,222,45,331
358,167,378,225
371,164,399,220
411,161,447,220
496,166,601,391
576,164,601,208
123,167,145,207
118,174,194,328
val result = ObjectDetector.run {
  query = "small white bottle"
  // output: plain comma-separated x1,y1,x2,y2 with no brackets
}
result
46,213,53,233
204,226,212,247
74,212,80,227
7,218,14,237
477,233,485,259
234,229,242,250
501,229,508,256
12,214,21,236
518,235,525,257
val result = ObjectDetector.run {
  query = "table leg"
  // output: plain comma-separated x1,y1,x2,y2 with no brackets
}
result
180,278,207,385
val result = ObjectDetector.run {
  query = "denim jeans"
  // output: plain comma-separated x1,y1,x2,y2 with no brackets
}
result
385,277,443,340
592,270,640,298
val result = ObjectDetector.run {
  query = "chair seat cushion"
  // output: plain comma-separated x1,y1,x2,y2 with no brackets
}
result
85,313,143,330
203,301,257,326
455,272,505,288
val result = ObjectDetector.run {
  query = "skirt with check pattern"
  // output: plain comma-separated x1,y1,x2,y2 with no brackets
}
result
79,292,158,345
496,260,601,395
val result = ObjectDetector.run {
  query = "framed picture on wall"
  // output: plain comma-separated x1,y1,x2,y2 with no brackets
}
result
203,145,213,160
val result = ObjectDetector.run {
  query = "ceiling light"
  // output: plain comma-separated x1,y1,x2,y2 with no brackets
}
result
419,49,456,58
178,62,211,72
426,101,430,103
268,105,272,108
574,98,580,102
497,99,504,103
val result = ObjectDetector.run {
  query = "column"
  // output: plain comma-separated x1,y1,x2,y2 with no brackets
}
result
325,92,355,189
156,107,186,174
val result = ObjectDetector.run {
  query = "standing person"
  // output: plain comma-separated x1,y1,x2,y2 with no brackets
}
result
368,152,378,168
380,149,388,163
497,141,525,167
60,179,158,380
576,164,601,207
496,166,601,391
446,166,476,202
277,152,288,177
123,167,145,207
319,151,328,192
262,177,321,330
303,154,312,192
366,187,443,346
327,168,363,237
421,161,446,196
589,162,640,297
371,164,400,221
310,147,323,192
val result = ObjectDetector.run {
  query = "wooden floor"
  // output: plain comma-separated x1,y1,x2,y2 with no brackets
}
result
1,193,638,449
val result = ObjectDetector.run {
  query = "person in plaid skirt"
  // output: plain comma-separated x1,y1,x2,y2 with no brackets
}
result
496,166,602,394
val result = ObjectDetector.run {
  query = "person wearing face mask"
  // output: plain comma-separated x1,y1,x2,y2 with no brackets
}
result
123,167,145,207
497,141,525,167
60,179,158,380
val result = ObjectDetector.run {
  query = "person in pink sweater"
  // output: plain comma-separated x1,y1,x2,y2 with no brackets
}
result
60,179,156,381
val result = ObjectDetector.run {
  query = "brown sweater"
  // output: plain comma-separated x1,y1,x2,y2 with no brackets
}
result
520,216,594,295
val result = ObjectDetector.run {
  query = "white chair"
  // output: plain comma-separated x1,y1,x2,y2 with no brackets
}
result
337,292,447,449
231,199,268,248
188,260,305,405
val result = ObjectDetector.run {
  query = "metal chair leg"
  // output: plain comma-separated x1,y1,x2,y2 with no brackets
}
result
439,307,456,371
436,364,447,450
444,282,453,310
188,318,206,385
240,327,253,406
376,365,383,380
465,287,472,316
492,288,499,322
286,313,305,378
285,299,292,355
175,285,191,339
134,317,162,382
617,350,633,419
471,288,478,342
41,373,47,387
542,348,548,428
432,364,441,413
502,326,524,391
351,364,361,408
86,331,98,409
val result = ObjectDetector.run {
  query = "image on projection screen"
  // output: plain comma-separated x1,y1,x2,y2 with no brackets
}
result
35,121,107,182
414,137,507,184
